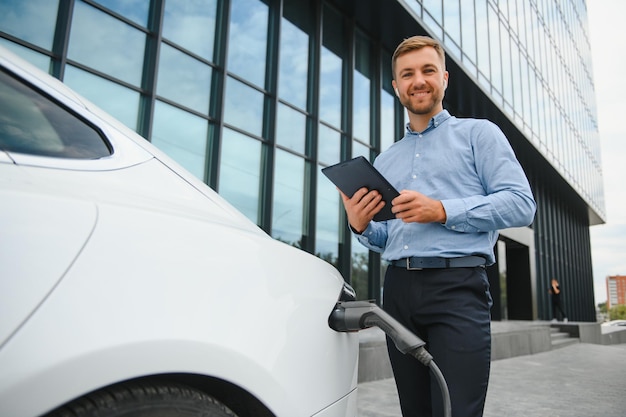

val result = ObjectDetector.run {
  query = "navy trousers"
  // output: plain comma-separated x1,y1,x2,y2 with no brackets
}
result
383,265,492,417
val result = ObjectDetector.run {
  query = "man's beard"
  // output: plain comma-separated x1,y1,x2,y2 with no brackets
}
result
402,89,443,116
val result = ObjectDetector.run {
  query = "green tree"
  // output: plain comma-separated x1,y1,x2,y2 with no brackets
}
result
598,302,607,315
609,304,626,320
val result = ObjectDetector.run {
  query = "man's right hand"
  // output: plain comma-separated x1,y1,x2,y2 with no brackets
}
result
339,187,385,233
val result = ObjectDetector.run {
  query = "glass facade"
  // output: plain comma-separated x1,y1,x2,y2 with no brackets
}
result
0,0,603,321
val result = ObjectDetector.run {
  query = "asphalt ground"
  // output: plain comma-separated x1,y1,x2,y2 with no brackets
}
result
357,343,626,417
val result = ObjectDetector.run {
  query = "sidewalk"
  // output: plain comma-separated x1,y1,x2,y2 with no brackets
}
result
357,343,626,417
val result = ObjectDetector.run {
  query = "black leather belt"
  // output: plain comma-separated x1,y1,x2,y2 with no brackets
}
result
391,256,486,270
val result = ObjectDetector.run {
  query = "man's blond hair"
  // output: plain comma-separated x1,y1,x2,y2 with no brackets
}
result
392,36,446,79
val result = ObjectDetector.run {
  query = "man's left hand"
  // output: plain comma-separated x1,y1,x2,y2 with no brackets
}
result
391,190,447,224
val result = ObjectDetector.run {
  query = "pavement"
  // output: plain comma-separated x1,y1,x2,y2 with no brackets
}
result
357,342,626,417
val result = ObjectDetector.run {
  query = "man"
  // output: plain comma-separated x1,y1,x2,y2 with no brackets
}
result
340,36,536,417
549,278,568,322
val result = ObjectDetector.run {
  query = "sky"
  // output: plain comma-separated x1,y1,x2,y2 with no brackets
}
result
587,1,626,306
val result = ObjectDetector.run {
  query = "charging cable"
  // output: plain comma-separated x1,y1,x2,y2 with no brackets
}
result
329,300,451,417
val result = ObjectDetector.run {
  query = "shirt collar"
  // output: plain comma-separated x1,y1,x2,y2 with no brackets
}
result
405,109,451,135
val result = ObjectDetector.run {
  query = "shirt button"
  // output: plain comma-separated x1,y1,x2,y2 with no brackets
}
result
412,174,417,179
418,134,422,138
403,245,409,250
415,153,420,157
451,225,456,230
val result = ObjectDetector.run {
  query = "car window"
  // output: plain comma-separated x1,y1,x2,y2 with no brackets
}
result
0,68,112,159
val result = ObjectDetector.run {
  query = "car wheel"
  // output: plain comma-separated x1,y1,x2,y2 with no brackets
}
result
45,381,238,417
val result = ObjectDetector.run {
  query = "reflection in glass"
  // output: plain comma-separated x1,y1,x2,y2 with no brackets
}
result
320,47,342,127
162,0,217,61
353,33,371,143
351,233,368,300
500,21,513,108
68,1,145,86
219,128,262,223
151,101,208,180
276,103,306,154
352,141,369,159
381,49,396,152
272,149,304,247
475,0,490,80
0,39,50,72
380,89,395,152
279,17,308,109
157,43,212,114
460,0,476,65
317,124,341,166
316,164,339,267
93,0,149,27
228,0,268,87
443,0,461,58
0,0,59,50
423,0,442,25
64,65,139,130
320,5,344,128
223,76,264,137
488,4,502,95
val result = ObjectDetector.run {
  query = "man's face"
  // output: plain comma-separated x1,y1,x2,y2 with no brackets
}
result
392,46,448,119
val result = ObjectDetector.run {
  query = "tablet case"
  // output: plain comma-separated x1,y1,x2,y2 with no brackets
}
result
321,156,400,221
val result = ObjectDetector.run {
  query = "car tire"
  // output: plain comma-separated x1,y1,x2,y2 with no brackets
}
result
45,381,238,417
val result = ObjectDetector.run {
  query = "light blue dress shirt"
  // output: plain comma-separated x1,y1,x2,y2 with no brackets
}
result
355,110,536,265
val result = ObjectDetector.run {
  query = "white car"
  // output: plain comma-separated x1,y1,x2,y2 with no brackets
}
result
0,46,358,417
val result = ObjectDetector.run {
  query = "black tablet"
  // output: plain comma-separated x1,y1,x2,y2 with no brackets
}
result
322,156,399,222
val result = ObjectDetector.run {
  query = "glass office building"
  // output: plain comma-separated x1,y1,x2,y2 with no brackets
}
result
0,0,604,321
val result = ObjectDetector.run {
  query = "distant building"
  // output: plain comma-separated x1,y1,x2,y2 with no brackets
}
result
607,275,626,309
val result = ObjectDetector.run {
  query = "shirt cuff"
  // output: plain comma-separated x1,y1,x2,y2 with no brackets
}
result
440,198,466,231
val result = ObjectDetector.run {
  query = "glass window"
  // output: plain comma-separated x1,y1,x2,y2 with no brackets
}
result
443,0,461,58
162,0,218,61
353,32,371,144
63,65,140,131
317,124,341,165
320,4,345,128
219,128,262,223
351,234,369,300
279,15,309,109
223,76,264,137
0,0,59,50
500,22,513,107
272,149,304,247
380,49,396,152
352,140,370,159
511,47,522,120
0,39,51,72
151,100,208,180
68,1,146,86
380,89,395,152
320,47,342,128
0,68,111,159
422,0,443,37
93,0,149,27
488,4,502,94
316,163,339,267
157,43,212,114
423,0,443,25
276,103,306,154
475,0,490,80
460,0,476,65
227,0,268,88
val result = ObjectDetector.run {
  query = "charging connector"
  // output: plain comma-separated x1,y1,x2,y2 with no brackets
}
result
329,300,451,417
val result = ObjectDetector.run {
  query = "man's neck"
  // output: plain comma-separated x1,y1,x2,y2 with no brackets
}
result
408,107,443,133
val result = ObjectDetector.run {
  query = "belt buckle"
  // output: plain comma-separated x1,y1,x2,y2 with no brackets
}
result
406,258,423,271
